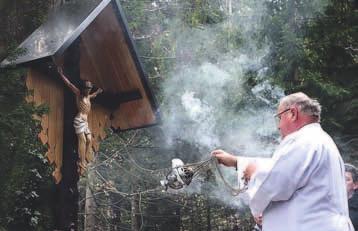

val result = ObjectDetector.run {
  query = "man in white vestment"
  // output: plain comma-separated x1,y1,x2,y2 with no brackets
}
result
212,92,354,231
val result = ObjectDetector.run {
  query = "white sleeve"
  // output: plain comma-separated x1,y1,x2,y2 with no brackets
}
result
246,138,320,216
236,156,270,191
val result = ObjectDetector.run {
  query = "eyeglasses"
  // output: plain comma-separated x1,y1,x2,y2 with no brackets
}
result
274,108,290,123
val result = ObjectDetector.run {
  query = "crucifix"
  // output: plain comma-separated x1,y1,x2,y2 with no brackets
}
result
0,1,160,230
57,67,103,175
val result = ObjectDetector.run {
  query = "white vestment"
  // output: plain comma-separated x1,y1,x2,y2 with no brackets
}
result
238,123,354,231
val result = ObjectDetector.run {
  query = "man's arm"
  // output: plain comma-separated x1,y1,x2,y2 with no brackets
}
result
57,67,80,96
89,88,103,99
211,149,260,179
211,149,238,168
247,140,319,216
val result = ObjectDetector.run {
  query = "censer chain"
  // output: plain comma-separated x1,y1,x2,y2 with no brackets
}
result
180,157,247,196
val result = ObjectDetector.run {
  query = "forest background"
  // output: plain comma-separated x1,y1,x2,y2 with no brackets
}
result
0,0,357,230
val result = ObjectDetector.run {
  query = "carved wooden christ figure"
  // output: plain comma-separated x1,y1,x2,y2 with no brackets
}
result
57,68,103,175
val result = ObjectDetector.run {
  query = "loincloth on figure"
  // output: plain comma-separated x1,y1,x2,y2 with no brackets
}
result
73,116,91,135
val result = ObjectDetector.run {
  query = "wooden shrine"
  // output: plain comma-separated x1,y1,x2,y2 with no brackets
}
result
1,0,159,229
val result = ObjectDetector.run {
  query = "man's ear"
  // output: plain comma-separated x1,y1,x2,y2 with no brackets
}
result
353,182,358,190
290,107,299,121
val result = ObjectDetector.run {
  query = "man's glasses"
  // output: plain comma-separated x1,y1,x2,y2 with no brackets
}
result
274,108,290,123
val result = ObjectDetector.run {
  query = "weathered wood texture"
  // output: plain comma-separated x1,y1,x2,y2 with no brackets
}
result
80,4,156,130
87,104,110,151
26,68,111,183
26,68,64,184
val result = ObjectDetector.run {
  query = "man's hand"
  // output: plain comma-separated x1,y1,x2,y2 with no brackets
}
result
244,162,257,181
254,214,263,226
211,149,237,167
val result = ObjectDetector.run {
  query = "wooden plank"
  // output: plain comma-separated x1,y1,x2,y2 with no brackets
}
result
26,68,64,183
80,21,109,91
79,37,107,90
102,6,156,128
25,73,34,103
54,84,64,183
79,4,156,130
112,100,155,130
88,104,111,152
48,75,57,165
32,69,42,106
81,6,133,91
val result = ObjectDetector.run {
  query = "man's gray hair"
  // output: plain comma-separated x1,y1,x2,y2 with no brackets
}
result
345,163,358,183
280,92,321,122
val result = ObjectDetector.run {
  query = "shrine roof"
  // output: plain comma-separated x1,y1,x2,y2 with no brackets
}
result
1,0,161,130
1,0,113,66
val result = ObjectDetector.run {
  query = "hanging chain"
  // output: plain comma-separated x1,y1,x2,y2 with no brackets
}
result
179,157,247,196
212,158,248,196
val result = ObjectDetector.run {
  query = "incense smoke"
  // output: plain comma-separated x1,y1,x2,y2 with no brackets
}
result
155,0,329,206
155,2,279,207
161,3,281,156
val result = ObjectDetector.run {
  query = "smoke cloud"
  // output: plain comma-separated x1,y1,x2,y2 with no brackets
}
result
156,0,329,206
162,4,281,156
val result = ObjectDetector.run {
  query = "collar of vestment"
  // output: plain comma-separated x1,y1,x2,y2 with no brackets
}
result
281,122,321,143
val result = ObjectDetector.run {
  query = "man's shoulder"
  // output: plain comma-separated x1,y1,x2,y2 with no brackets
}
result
297,123,336,148
278,124,340,161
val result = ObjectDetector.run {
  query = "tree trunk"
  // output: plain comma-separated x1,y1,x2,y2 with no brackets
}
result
84,185,96,231
190,198,195,231
131,194,141,231
228,0,232,15
206,200,211,231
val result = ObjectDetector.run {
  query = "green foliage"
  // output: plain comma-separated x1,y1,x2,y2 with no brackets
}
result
262,0,358,159
0,0,54,230
181,0,225,27
0,67,54,231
